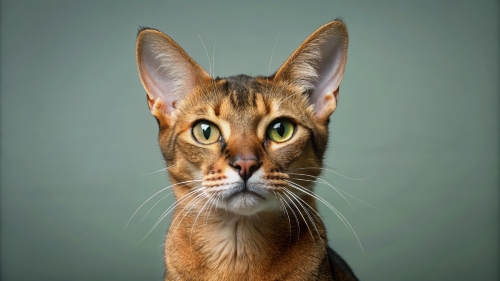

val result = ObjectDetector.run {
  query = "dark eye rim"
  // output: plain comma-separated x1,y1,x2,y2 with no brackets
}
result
266,117,296,142
191,120,221,145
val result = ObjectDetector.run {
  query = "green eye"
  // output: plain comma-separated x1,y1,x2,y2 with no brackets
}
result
267,119,295,143
192,121,221,144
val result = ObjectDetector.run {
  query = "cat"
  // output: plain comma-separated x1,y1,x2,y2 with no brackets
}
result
135,19,358,281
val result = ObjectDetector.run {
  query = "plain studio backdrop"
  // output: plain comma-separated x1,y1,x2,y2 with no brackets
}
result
1,0,498,280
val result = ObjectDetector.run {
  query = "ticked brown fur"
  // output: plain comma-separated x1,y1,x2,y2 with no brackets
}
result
136,20,358,281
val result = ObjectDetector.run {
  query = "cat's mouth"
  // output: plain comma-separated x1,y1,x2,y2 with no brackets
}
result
218,183,273,215
227,186,265,200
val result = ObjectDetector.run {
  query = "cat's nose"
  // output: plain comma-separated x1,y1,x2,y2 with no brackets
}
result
231,157,261,181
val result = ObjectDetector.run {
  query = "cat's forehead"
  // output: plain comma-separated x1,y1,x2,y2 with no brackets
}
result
216,75,269,118
185,75,309,124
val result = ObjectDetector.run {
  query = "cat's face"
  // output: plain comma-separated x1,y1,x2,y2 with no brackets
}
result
160,75,327,215
136,21,348,216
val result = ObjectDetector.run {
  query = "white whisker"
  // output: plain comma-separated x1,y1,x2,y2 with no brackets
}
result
138,188,202,244
205,193,220,225
279,192,300,243
285,180,364,251
275,86,302,109
283,189,325,245
212,38,216,78
170,192,207,236
285,179,349,229
198,34,213,77
190,192,214,246
277,194,293,244
153,188,201,227
141,164,175,175
281,191,316,245
283,188,323,224
290,176,378,209
266,31,280,95
123,180,201,234
289,167,376,181
287,172,354,210
135,191,173,231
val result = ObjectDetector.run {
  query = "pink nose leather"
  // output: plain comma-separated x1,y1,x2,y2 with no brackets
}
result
232,158,260,181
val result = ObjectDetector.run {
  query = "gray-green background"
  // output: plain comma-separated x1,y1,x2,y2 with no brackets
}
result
1,0,498,280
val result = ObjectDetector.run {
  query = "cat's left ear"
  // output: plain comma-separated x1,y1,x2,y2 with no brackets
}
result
274,20,348,122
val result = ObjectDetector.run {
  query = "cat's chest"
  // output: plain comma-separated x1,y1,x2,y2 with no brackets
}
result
165,214,326,281
165,218,270,280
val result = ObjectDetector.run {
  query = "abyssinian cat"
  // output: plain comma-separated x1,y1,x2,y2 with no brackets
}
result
135,20,358,281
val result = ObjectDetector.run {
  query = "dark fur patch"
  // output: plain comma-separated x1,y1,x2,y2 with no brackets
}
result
137,26,159,36
225,75,256,109
327,246,358,280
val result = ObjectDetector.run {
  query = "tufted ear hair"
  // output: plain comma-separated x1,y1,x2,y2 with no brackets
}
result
136,28,210,123
274,20,348,122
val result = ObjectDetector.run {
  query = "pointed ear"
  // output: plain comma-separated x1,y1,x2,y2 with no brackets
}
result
136,28,210,122
274,20,348,122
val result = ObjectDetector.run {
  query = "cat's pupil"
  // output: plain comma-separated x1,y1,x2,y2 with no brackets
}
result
273,123,285,137
201,124,211,140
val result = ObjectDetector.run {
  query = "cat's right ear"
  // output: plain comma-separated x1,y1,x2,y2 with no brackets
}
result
136,28,210,125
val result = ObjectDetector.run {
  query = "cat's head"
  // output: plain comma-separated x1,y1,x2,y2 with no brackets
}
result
136,21,348,216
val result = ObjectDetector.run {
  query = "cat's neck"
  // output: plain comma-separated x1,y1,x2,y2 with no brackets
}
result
164,198,330,280
196,212,285,268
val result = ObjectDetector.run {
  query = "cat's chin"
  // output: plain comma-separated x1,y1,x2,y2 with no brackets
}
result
223,191,274,216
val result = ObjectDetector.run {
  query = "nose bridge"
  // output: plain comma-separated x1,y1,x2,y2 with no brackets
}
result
227,131,262,181
226,130,261,159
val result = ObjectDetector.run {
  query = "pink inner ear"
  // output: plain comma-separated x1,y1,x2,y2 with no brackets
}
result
141,49,178,115
137,30,211,117
314,91,337,120
309,35,346,118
